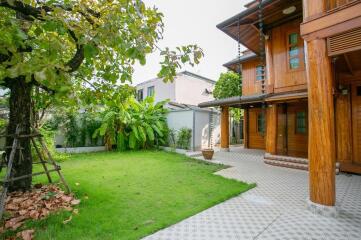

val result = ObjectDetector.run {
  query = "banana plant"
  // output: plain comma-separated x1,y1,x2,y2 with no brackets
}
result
94,95,168,150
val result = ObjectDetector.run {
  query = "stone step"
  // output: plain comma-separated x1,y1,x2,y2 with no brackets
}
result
264,158,340,174
264,159,309,171
264,153,308,165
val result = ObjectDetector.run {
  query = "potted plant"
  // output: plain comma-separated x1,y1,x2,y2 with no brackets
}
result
202,148,214,160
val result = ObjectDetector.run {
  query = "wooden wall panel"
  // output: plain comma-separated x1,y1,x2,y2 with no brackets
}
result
242,60,263,96
271,19,307,93
248,108,266,149
327,0,353,11
287,102,308,158
335,93,353,163
265,38,275,94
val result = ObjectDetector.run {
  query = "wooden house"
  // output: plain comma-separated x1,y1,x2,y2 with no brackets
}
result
199,0,361,208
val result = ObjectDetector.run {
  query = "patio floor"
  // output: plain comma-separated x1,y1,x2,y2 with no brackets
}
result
144,147,361,240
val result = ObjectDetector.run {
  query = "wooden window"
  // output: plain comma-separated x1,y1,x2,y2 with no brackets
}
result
295,111,307,134
287,32,304,70
147,86,155,97
256,65,265,81
257,113,265,134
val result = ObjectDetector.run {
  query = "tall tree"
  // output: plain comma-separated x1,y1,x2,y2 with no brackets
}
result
213,71,242,121
0,0,203,191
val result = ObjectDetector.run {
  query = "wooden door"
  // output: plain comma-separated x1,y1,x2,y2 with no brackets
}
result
248,108,266,149
352,84,361,164
277,104,287,155
287,102,308,158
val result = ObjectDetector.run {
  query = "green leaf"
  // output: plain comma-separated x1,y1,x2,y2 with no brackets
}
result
138,125,147,142
152,125,163,137
131,125,139,140
99,123,108,136
145,125,155,141
84,44,99,60
117,132,126,151
129,131,137,149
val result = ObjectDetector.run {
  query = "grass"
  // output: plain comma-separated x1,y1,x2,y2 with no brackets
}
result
4,150,254,240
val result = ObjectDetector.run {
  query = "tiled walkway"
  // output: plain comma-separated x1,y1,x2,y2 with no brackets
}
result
144,147,361,240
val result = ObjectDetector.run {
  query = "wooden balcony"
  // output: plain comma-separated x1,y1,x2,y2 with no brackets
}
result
326,0,356,11
301,0,361,42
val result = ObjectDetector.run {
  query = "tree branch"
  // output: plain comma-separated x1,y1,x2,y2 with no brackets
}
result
0,0,100,23
31,76,55,94
0,0,44,20
0,1,99,74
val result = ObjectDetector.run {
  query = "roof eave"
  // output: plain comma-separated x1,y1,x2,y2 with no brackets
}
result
216,0,275,30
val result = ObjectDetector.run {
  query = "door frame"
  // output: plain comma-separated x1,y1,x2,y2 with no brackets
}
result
351,83,361,165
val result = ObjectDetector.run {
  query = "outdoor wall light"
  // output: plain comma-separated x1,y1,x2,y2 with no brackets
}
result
341,89,349,95
282,6,296,15
338,84,349,95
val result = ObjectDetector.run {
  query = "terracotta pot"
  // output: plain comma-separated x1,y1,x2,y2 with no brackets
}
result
202,149,214,160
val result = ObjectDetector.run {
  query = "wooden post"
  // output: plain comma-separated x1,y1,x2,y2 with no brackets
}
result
265,37,274,94
266,104,277,155
304,0,336,207
221,106,230,151
243,108,249,148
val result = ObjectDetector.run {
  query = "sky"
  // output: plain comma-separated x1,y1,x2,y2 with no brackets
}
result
132,0,248,85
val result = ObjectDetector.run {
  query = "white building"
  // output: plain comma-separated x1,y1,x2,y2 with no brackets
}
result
135,71,215,106
135,71,220,151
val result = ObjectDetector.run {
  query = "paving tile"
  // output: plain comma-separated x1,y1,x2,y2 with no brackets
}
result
143,147,361,240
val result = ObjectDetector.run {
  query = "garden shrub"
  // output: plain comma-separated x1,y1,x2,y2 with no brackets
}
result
31,127,70,162
167,128,177,149
176,127,192,150
94,96,169,151
46,111,103,148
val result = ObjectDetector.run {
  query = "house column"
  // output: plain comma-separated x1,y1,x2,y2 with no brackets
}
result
303,0,336,209
265,36,274,94
266,104,277,155
243,108,249,148
220,106,230,151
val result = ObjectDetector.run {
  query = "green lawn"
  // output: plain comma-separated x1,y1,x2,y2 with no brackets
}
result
5,150,254,240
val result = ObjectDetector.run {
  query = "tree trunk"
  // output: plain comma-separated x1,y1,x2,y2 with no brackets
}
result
5,77,33,192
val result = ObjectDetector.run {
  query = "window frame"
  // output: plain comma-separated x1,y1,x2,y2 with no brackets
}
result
286,31,305,72
295,111,307,135
255,64,266,82
137,89,143,101
147,86,155,97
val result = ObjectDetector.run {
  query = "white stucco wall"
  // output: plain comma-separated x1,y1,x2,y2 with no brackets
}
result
167,109,220,151
136,78,176,103
167,110,193,131
174,73,215,106
195,111,210,150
